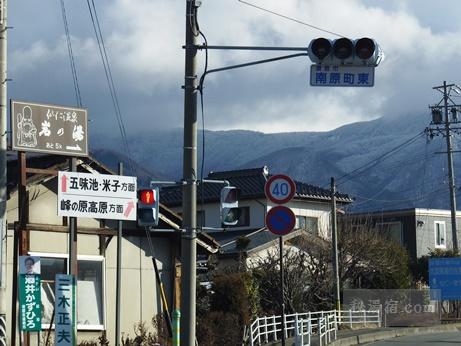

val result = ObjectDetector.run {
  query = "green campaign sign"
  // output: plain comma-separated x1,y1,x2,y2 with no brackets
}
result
19,274,42,331
55,274,76,346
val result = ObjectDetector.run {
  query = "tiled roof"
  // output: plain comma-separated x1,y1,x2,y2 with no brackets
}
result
213,227,327,256
160,166,352,206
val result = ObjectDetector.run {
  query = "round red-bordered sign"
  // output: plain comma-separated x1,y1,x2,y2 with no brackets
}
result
265,206,296,236
264,174,296,204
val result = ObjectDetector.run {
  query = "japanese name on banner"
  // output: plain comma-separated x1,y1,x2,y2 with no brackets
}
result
19,256,41,331
310,65,375,87
55,274,76,346
58,171,137,221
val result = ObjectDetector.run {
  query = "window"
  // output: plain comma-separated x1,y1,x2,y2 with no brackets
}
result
435,221,446,248
296,216,318,234
33,253,105,330
376,222,402,245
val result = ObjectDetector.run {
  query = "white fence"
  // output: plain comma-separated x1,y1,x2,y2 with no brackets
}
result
247,309,381,346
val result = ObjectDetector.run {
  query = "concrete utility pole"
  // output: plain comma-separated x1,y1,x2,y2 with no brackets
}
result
0,0,7,343
426,81,461,253
330,177,340,311
181,0,198,345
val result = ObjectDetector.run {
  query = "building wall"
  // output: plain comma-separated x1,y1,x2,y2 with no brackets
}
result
5,179,173,345
414,209,461,258
349,209,461,261
177,197,332,239
196,199,267,231
284,200,331,239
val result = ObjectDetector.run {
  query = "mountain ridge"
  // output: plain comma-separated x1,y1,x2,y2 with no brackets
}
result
90,113,456,212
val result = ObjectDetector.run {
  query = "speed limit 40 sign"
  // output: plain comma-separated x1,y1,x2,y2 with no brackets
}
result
264,174,296,204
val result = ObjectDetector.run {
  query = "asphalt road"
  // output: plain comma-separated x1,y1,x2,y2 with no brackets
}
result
366,331,461,345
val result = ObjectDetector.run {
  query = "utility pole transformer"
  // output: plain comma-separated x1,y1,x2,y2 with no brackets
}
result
426,81,461,252
182,0,199,345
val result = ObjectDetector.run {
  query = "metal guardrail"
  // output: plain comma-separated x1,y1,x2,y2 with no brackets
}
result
247,309,381,346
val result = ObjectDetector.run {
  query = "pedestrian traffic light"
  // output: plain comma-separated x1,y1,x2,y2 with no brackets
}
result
308,37,383,66
220,186,241,226
137,188,159,227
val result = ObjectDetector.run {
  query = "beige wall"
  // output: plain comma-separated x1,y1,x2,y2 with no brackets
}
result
5,178,174,345
175,197,332,239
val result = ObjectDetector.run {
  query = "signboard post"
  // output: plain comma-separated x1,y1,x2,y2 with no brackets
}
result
57,171,137,221
11,100,88,156
264,174,297,346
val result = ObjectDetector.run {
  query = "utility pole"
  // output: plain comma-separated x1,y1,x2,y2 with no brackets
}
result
426,81,461,253
0,0,7,344
182,0,198,345
330,177,340,311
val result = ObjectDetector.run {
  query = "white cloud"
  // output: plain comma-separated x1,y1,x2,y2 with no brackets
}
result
9,0,461,133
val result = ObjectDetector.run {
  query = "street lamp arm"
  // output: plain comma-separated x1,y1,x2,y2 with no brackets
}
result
194,44,308,52
199,52,309,90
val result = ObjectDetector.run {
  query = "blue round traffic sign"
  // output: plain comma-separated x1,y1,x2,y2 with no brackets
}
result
265,206,296,236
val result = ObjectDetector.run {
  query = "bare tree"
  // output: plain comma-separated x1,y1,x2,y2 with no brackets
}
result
250,217,411,315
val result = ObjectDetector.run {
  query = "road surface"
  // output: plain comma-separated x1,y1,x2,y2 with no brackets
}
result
366,331,461,345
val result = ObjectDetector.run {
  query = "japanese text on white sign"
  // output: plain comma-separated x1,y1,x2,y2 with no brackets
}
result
58,171,137,221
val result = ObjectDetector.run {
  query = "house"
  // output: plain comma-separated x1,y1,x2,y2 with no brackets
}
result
4,153,219,345
161,166,352,268
345,208,461,260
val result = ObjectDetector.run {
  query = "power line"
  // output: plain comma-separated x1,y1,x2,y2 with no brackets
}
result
86,0,136,176
351,186,450,208
237,0,346,38
336,131,425,187
60,0,82,107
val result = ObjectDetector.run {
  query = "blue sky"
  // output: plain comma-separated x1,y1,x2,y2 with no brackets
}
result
8,0,461,134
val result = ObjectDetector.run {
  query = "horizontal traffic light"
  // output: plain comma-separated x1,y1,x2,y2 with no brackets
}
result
308,37,383,66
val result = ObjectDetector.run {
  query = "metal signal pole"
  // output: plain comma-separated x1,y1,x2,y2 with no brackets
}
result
182,0,198,345
331,177,340,311
0,1,7,344
426,81,461,252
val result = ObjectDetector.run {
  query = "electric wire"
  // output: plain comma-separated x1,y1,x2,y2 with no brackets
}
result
335,131,425,187
351,186,451,209
195,1,208,230
237,0,345,38
86,0,136,176
60,0,82,107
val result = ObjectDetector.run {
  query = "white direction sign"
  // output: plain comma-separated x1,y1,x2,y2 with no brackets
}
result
265,174,296,205
58,171,137,221
310,65,375,87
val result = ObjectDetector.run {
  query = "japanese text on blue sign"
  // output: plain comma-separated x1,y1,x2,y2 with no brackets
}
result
310,65,375,87
429,258,461,300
